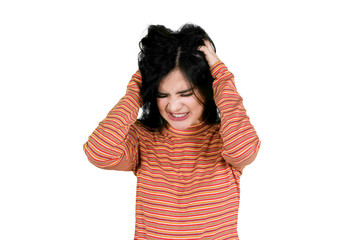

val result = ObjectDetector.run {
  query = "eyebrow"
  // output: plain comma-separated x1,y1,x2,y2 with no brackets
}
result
158,88,193,95
177,88,193,94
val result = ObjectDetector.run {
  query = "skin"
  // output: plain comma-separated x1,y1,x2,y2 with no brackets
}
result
157,69,204,130
198,40,221,68
156,40,221,130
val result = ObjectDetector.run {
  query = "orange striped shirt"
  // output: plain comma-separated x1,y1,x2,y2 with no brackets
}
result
83,62,261,239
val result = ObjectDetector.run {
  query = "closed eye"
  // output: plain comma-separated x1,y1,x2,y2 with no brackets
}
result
157,93,168,98
157,88,194,98
178,88,194,97
180,92,193,97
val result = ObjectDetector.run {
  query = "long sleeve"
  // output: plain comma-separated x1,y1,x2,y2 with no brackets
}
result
211,62,261,172
83,71,142,171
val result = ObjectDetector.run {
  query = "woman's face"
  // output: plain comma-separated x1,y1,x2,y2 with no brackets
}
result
157,68,204,130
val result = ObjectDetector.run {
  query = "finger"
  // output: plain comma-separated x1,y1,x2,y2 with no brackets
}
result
198,45,209,54
203,39,212,49
204,40,212,48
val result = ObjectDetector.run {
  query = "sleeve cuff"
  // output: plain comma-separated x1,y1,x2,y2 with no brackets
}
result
210,61,228,78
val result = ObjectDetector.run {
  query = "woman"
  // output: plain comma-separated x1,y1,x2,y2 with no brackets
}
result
84,24,261,239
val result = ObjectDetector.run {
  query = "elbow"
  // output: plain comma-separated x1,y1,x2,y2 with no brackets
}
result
83,142,119,170
243,140,261,166
223,139,261,171
83,142,133,171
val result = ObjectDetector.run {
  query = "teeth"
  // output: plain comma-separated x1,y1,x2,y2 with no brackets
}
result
172,113,187,118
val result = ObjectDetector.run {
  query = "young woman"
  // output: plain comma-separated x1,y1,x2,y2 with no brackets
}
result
83,24,261,239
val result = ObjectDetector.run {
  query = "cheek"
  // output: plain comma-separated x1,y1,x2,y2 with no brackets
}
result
187,98,204,114
156,99,166,112
196,104,205,115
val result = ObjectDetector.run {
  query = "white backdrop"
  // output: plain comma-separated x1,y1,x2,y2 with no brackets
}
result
1,0,359,239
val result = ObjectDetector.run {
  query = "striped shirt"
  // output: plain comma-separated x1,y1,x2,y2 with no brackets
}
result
83,62,261,239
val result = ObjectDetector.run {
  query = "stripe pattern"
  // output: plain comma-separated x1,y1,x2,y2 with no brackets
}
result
83,62,260,239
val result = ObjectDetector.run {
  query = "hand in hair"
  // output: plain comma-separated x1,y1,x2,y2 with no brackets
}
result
198,40,221,68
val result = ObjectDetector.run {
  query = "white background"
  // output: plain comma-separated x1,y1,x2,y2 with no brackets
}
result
1,0,359,239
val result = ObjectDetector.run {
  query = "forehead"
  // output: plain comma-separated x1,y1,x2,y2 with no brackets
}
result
158,69,191,92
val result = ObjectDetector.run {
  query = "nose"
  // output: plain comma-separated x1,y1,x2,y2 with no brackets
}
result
167,96,182,112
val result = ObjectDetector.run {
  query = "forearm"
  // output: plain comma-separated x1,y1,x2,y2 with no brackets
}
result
83,71,142,170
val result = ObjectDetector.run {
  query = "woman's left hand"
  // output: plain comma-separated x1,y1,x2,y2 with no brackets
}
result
198,40,221,68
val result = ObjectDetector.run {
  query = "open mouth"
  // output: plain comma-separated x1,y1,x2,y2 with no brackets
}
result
167,112,189,121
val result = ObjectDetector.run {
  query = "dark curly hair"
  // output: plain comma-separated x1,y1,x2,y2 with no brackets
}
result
138,23,220,131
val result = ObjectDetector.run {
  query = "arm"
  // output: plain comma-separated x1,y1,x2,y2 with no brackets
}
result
211,62,260,172
199,41,261,172
83,71,142,171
